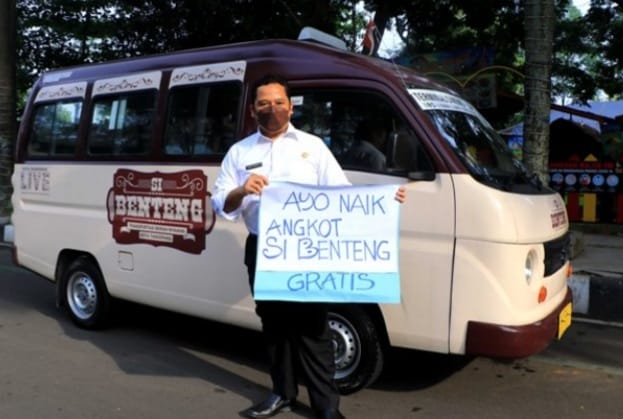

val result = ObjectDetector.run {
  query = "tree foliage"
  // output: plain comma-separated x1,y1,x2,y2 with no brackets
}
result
11,0,623,181
585,0,623,99
553,4,598,104
16,0,368,103
16,0,623,106
363,0,623,104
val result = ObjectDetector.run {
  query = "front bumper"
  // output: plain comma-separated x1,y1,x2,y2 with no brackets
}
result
465,286,573,359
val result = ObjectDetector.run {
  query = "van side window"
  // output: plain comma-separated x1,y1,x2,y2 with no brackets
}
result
290,89,432,174
87,91,156,156
27,100,82,157
164,81,241,157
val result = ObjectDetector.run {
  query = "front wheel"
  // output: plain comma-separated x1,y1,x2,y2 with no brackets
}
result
60,256,111,329
328,305,385,394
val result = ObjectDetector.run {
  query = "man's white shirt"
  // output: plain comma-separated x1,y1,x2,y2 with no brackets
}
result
211,124,350,234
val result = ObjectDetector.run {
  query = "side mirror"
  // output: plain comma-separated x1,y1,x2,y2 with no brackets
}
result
407,171,436,181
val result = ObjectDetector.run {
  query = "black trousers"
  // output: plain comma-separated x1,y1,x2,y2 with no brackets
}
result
245,234,339,411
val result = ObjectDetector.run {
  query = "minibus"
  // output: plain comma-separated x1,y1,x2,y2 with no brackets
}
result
8,28,572,394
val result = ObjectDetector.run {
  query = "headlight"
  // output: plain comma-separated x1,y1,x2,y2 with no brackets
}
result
524,249,537,285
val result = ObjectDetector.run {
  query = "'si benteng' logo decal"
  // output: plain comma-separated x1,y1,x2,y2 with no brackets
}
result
107,169,215,254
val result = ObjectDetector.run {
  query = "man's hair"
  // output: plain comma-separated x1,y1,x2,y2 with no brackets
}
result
251,74,290,103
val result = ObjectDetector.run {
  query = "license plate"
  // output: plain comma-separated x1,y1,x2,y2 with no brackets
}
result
558,302,572,339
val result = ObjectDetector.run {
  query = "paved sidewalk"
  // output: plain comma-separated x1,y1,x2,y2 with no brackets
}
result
569,231,623,323
571,232,623,276
2,222,12,245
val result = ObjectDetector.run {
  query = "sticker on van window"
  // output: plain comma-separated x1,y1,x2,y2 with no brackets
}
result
169,60,246,88
550,196,568,230
35,81,87,103
93,71,162,96
106,169,216,254
408,89,479,116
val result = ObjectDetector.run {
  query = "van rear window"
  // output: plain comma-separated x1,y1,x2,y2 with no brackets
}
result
163,81,241,157
87,91,156,156
27,100,82,157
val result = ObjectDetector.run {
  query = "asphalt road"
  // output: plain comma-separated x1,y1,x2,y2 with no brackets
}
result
1,247,623,419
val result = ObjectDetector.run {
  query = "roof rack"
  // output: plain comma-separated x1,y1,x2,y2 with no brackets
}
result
297,27,347,51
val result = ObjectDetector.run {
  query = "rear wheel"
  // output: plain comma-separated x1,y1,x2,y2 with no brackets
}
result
328,305,385,394
61,256,111,329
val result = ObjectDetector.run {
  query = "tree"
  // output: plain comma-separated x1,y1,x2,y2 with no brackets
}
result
365,1,580,178
364,0,528,128
552,5,599,104
584,0,623,99
523,0,555,181
15,0,366,98
0,0,16,221
13,0,618,184
550,1,623,104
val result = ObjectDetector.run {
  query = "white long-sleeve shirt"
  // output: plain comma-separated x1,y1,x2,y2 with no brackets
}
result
211,124,350,234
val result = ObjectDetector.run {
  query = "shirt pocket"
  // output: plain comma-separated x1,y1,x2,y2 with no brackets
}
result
281,154,319,184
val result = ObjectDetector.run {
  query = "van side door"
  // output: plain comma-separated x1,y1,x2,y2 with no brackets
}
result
289,82,456,352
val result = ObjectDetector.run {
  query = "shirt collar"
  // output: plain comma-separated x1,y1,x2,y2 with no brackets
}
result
255,123,299,143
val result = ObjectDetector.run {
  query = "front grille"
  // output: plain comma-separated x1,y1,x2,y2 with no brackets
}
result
543,232,570,277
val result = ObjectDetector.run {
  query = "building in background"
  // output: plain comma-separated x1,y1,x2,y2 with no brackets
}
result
500,101,623,224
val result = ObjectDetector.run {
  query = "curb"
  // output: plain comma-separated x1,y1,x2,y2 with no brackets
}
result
569,273,623,323
1,223,12,244
568,230,585,259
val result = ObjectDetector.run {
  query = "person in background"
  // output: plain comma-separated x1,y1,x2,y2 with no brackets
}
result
192,117,214,155
344,119,387,171
211,74,406,419
165,136,185,155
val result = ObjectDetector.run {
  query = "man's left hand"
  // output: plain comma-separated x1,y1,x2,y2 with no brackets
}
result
395,186,406,203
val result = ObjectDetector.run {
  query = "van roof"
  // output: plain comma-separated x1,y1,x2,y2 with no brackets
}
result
38,38,451,94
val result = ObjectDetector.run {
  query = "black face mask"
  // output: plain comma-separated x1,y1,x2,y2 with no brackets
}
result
256,107,290,135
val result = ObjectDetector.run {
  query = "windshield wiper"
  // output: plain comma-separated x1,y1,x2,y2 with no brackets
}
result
528,173,544,190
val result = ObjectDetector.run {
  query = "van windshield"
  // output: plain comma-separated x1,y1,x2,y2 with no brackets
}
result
408,88,545,192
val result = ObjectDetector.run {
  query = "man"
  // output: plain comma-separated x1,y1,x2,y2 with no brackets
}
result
212,74,405,419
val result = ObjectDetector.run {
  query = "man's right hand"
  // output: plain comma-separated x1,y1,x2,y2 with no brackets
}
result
223,174,269,214
243,173,269,196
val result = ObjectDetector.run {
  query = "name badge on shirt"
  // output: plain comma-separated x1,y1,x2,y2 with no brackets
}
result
245,162,263,170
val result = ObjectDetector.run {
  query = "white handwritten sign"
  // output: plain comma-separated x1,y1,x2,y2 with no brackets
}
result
254,182,401,303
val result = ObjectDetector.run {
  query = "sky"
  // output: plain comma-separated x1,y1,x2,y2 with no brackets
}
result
573,0,590,14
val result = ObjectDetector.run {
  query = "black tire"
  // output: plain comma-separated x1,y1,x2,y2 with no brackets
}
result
60,256,111,329
328,305,385,394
